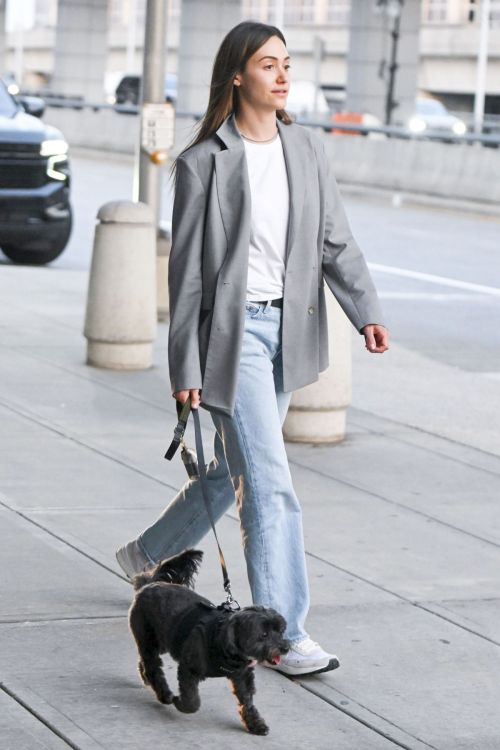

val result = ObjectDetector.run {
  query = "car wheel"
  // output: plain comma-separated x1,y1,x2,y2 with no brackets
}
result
2,209,72,266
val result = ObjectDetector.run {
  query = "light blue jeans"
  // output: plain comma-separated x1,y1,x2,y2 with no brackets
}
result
138,299,310,643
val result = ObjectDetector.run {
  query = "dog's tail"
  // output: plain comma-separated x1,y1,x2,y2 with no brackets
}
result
133,548,203,591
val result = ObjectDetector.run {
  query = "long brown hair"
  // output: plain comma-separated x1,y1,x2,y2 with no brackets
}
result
169,20,293,185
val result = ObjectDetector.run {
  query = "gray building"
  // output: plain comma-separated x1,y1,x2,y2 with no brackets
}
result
1,0,500,116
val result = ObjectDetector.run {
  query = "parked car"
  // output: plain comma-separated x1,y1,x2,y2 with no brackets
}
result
0,81,72,265
284,80,331,122
114,73,177,107
408,97,467,139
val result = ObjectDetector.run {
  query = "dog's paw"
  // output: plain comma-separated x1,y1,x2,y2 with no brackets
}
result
246,718,269,736
155,687,174,705
173,695,199,713
242,708,269,736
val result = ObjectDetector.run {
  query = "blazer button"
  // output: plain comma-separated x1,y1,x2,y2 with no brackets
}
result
308,306,315,315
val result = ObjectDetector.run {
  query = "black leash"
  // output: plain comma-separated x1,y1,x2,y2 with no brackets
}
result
165,397,240,611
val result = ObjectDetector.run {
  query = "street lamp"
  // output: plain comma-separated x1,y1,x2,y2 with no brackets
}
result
375,0,404,126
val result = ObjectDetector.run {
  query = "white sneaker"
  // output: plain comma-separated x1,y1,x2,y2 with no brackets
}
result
115,539,152,580
263,637,340,676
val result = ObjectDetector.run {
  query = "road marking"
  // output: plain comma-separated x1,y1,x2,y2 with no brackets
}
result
368,262,500,297
379,292,486,301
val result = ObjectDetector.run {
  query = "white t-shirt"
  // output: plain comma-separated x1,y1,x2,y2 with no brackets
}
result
242,130,290,301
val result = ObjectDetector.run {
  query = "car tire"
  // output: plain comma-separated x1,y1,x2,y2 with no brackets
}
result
2,209,72,266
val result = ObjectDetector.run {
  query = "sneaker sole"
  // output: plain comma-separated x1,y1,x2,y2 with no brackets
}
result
310,656,341,675
264,656,340,677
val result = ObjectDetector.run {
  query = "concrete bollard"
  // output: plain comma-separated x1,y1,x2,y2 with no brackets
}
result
283,292,352,443
157,225,171,322
84,201,157,370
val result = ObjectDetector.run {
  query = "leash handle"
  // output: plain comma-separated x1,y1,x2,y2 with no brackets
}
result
164,397,191,460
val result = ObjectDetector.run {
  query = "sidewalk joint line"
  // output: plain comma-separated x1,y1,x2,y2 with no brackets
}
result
305,550,500,648
2,342,177,417
315,682,440,747
0,396,180,493
349,407,500,464
297,680,438,750
0,495,129,585
289,455,500,551
0,615,126,626
348,413,500,479
0,681,83,750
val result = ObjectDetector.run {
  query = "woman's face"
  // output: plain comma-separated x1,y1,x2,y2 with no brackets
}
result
234,36,291,112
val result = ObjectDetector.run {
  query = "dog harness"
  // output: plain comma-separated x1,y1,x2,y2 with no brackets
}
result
169,602,252,678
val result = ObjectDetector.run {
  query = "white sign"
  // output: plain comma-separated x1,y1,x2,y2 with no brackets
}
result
141,103,175,154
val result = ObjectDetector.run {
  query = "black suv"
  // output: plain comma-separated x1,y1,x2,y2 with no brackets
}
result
0,81,72,264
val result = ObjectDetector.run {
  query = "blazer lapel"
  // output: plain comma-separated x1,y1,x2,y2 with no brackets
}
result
276,116,305,265
214,111,305,265
214,113,250,248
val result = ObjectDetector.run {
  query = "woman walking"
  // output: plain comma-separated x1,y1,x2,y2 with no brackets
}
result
116,20,389,676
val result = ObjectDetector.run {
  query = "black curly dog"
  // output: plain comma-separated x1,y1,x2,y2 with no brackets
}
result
128,549,290,735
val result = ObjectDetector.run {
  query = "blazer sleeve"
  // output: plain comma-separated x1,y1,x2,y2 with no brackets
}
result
315,136,386,333
168,155,206,394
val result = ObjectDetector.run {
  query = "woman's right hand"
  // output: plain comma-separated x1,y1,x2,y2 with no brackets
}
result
173,389,201,409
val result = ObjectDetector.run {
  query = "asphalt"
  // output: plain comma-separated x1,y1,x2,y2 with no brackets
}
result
1,262,499,750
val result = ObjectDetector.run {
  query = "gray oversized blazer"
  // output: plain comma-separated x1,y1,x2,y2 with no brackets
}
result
168,110,385,417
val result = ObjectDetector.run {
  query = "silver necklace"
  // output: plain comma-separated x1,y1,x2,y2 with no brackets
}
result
239,128,278,144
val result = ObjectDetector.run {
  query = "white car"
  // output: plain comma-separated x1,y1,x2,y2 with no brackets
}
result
408,97,467,138
284,80,330,120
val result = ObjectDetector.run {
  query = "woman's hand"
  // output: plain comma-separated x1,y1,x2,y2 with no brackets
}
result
173,389,201,408
361,324,389,354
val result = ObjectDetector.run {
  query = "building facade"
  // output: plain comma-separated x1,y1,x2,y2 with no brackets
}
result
2,0,500,114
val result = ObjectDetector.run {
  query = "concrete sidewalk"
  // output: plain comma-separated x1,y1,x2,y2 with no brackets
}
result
1,263,499,750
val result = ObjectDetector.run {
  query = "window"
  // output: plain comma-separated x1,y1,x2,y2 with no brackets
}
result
326,0,351,25
243,0,351,26
422,0,450,23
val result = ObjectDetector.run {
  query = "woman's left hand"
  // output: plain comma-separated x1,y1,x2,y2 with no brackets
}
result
361,324,389,354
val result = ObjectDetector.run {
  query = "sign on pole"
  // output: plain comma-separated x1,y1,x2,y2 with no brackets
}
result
141,102,175,154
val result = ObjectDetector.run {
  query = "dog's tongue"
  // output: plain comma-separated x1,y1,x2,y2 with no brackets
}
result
248,659,257,667
271,655,281,665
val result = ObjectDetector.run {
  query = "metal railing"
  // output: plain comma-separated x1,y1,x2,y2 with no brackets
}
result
39,97,500,147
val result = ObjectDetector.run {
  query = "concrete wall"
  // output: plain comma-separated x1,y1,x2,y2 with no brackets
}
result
320,132,500,206
44,106,139,153
44,106,500,207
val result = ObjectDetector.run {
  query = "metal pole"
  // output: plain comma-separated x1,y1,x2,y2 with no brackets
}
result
125,0,137,73
313,36,323,118
474,0,490,136
385,8,401,126
134,0,167,225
